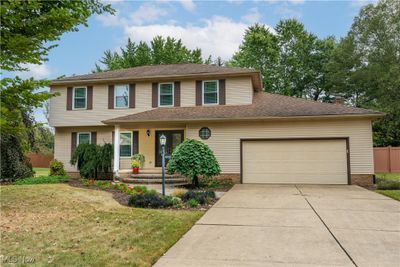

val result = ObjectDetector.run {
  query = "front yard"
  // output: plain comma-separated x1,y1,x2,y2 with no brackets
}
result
0,184,203,266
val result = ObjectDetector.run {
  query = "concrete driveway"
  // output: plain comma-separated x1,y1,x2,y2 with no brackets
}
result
155,184,400,267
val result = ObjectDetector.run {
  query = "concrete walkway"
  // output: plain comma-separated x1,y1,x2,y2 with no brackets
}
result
154,184,400,267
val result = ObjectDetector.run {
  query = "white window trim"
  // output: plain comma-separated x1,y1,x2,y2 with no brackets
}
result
77,132,91,145
119,131,133,158
114,84,129,109
202,80,219,105
158,82,174,107
72,86,87,110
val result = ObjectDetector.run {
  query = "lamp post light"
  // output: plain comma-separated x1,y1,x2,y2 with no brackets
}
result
160,134,167,196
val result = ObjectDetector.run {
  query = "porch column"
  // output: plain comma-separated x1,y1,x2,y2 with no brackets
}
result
113,125,120,177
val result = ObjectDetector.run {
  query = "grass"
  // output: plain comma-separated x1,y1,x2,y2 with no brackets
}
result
15,175,69,185
0,184,204,266
375,173,400,201
376,190,400,201
33,167,50,177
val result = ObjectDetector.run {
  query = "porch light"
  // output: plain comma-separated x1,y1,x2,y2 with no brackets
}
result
146,129,151,136
160,134,167,146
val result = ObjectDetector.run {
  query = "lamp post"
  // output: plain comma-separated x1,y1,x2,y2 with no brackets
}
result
160,134,167,196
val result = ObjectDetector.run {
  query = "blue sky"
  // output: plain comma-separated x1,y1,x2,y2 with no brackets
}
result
9,0,376,122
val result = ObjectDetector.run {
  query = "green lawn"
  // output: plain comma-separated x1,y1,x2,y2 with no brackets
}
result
375,173,400,201
33,167,50,177
0,184,203,266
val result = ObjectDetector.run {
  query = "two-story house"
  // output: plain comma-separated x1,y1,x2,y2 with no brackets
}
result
49,64,382,185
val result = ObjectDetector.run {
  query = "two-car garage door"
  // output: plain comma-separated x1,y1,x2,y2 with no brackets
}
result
242,139,349,184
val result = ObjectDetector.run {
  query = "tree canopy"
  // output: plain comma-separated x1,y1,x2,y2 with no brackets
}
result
229,20,336,101
95,36,206,72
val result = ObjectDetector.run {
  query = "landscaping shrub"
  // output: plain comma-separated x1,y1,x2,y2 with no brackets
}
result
15,175,69,185
171,188,187,198
376,179,400,190
96,180,112,189
187,199,199,208
70,143,113,179
199,177,234,189
128,192,173,208
181,190,216,205
168,139,220,187
49,159,66,176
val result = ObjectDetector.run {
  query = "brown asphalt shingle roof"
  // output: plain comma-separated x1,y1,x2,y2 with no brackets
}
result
103,92,383,124
51,63,262,89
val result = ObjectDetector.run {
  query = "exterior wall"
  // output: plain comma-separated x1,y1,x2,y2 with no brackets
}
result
54,126,114,172
186,119,375,176
49,77,253,127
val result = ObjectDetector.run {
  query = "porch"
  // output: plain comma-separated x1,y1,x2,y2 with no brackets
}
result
112,124,187,185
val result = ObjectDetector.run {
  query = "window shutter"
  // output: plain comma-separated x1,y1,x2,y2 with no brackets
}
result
87,86,93,109
112,131,115,145
132,131,139,155
91,132,97,144
67,87,73,110
174,81,181,107
108,85,114,109
219,79,226,105
129,84,135,108
152,83,158,108
196,80,202,106
71,132,77,158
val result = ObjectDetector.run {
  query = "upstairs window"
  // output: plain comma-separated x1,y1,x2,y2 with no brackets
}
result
115,85,129,108
73,87,87,109
120,132,132,157
159,83,174,107
203,81,218,105
77,132,91,145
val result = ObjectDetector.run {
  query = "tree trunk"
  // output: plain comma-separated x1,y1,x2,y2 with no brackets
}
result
192,175,199,188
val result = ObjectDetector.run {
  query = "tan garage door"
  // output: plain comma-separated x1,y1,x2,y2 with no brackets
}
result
242,139,348,184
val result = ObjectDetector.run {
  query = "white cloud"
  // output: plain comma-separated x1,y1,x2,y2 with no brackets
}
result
350,0,378,8
129,3,169,25
97,10,125,27
288,0,304,5
241,7,262,24
15,63,53,79
123,16,268,60
275,4,302,18
178,0,196,12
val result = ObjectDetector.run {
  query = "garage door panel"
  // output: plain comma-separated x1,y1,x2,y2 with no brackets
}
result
242,139,348,184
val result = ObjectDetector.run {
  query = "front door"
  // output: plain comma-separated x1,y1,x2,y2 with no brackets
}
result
155,130,184,167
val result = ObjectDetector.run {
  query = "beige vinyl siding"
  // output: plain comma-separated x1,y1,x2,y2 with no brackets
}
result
50,83,153,127
54,126,113,172
180,80,196,107
49,77,254,127
186,119,374,175
226,77,253,105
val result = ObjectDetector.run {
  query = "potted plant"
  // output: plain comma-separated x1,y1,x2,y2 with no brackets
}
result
131,160,140,174
131,154,145,169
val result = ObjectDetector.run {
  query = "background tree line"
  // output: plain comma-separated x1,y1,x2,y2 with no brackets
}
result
1,0,398,180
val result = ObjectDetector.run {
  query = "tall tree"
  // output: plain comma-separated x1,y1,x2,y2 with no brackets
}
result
229,20,336,101
95,36,205,71
0,0,114,180
326,0,400,146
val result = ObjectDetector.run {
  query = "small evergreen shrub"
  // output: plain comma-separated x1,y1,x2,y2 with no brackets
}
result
15,176,69,185
171,188,187,198
49,159,66,176
128,192,173,208
187,199,199,208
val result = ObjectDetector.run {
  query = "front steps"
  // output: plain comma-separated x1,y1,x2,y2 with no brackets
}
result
119,173,188,185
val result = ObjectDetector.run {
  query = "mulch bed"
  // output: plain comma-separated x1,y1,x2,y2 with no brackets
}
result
68,179,130,206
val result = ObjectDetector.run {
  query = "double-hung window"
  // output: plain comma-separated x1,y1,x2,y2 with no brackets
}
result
77,132,91,145
203,81,218,105
159,83,174,107
73,87,87,109
120,132,132,157
115,85,129,108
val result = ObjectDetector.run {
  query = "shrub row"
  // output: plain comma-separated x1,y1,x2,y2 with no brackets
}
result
376,178,400,190
15,176,69,185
